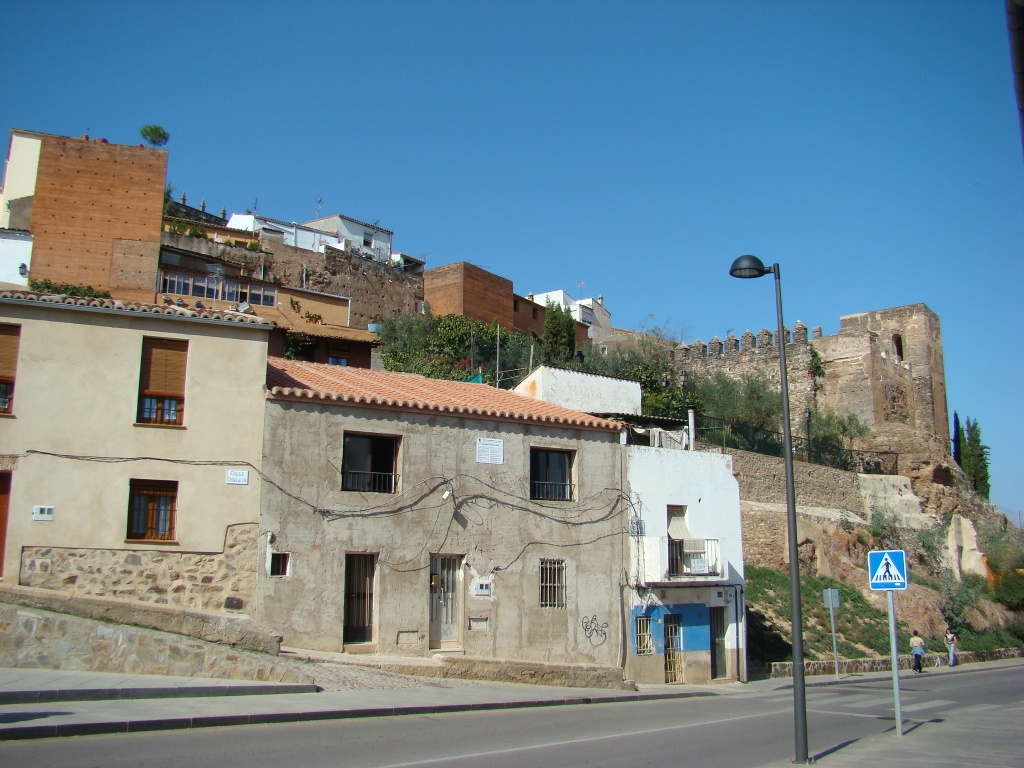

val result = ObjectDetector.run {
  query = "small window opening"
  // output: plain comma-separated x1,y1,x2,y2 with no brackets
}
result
269,552,290,577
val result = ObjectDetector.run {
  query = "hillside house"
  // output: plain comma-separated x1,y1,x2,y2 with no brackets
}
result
257,362,626,669
515,367,746,684
0,290,270,613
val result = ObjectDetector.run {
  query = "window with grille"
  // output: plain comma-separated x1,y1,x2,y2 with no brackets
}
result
530,448,574,501
137,337,188,426
342,433,400,493
0,324,20,414
635,616,653,654
539,558,566,608
126,479,177,541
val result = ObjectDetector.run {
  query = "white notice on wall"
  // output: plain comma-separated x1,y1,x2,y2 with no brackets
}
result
476,438,504,465
226,469,250,485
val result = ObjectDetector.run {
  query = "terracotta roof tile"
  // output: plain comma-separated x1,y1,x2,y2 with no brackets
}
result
266,358,621,431
0,290,273,325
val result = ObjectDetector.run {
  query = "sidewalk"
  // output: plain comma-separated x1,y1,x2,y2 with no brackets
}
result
1,659,1021,768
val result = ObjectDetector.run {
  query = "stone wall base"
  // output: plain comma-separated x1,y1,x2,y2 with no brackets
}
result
0,585,281,654
339,653,630,689
770,647,1023,678
0,599,311,684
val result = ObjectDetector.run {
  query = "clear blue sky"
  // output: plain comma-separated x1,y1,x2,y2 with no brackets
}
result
3,2,1021,518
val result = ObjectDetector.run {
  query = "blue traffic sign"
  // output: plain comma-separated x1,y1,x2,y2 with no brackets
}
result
868,550,908,590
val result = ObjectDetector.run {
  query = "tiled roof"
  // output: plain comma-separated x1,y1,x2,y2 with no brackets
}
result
0,290,273,325
266,358,622,431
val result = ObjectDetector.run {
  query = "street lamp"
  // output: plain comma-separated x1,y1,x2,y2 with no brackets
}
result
729,254,809,764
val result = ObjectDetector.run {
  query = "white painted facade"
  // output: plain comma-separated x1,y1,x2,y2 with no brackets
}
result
515,366,642,416
0,229,32,285
0,132,42,229
227,213,395,263
531,290,612,339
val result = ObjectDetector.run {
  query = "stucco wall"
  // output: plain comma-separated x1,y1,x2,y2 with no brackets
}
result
0,301,268,601
258,399,625,668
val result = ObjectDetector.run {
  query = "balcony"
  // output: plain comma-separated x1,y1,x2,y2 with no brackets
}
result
342,470,398,494
667,538,721,578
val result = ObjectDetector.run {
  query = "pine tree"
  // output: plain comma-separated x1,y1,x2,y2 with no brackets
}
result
541,302,576,366
960,416,991,499
952,411,961,465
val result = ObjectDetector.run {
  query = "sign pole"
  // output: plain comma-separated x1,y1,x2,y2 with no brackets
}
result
887,589,903,736
829,599,840,680
869,548,908,738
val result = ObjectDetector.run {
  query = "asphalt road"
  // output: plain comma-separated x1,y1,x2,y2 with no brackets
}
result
5,666,1021,768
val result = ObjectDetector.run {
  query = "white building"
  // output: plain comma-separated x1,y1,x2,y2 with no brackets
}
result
530,290,612,340
516,367,746,684
0,229,32,286
227,213,394,263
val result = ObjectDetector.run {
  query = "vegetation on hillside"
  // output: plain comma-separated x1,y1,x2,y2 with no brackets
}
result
958,415,991,499
28,280,111,298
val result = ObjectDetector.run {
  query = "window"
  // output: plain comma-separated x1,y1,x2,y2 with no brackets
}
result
0,324,20,414
269,552,290,577
530,448,574,501
328,356,349,366
126,479,177,541
137,337,188,425
635,616,653,655
342,434,399,493
362,231,373,248
539,558,566,608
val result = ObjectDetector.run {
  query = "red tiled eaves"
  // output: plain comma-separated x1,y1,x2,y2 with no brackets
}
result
266,358,621,431
0,290,273,325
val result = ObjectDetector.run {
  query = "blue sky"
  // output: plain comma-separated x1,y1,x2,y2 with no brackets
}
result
2,2,1021,518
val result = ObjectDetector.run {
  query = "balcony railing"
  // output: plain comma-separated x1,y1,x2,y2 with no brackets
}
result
668,538,721,577
530,481,575,501
342,470,398,494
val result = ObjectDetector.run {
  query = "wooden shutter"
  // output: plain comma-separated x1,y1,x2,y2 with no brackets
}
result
140,338,187,395
0,325,19,379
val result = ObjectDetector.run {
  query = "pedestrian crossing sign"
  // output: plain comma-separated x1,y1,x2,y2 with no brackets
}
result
868,549,908,590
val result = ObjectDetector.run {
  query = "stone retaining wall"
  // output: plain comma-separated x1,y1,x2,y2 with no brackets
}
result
0,585,281,654
770,647,1022,678
727,448,865,513
0,601,311,683
19,523,257,614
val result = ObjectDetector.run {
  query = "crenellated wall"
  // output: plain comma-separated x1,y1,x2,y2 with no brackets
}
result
674,304,948,451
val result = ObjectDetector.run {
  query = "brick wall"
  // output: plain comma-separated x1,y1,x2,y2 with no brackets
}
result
28,134,167,290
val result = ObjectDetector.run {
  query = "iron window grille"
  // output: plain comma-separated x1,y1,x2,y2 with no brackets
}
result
635,616,654,655
126,479,178,541
539,558,566,608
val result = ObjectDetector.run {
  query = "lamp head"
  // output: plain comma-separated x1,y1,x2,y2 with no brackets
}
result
729,254,769,279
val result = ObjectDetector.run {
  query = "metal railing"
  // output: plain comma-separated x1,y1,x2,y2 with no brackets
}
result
668,538,721,577
530,481,575,501
694,414,897,475
342,470,398,493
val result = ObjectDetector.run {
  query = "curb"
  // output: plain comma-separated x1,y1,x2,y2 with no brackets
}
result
0,682,321,706
0,689,715,741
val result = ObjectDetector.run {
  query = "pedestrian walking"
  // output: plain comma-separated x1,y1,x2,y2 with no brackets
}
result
910,629,926,673
945,627,958,667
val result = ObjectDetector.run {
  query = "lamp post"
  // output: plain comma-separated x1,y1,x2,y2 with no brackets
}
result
729,254,809,764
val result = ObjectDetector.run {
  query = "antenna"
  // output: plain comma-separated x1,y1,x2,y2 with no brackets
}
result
315,197,323,218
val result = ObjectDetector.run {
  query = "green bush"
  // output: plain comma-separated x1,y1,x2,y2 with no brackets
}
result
993,572,1024,611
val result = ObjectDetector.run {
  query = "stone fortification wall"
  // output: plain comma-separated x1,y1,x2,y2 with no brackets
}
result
0,599,307,682
19,523,257,614
675,304,948,448
727,447,866,512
